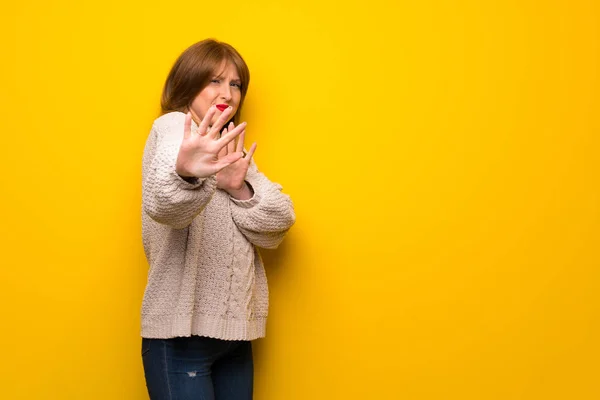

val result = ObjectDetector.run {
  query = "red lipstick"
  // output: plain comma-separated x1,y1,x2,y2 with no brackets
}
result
216,104,229,112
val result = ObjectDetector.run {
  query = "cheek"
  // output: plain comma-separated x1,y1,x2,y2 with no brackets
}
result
233,92,242,106
228,95,241,116
190,99,208,119
191,89,216,116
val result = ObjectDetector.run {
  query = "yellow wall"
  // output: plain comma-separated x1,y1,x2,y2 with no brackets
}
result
1,0,598,398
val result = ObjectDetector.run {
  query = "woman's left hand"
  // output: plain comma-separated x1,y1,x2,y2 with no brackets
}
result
216,122,258,199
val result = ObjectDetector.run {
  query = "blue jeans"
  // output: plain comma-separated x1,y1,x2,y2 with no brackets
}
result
142,335,253,400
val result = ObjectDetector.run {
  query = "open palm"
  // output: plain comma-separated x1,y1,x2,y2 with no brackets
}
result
175,106,246,179
216,122,257,192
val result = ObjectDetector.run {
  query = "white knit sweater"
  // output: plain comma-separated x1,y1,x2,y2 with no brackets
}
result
140,112,295,340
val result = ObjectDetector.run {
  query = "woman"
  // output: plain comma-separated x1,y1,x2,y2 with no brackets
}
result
140,39,295,400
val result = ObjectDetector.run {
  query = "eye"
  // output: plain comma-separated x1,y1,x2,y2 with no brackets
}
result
211,79,220,84
230,82,242,89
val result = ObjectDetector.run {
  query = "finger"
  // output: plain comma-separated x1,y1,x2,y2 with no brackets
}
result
198,106,217,136
217,127,228,158
236,130,245,153
217,122,246,147
227,122,235,151
183,112,192,139
221,128,233,155
228,131,236,154
245,142,257,160
208,107,234,138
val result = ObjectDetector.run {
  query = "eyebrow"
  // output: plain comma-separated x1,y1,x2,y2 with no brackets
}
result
213,74,241,83
227,77,242,84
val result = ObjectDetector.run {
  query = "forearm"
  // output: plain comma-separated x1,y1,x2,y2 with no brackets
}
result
236,226,292,249
143,170,217,229
228,160,296,246
142,127,217,229
230,183,296,236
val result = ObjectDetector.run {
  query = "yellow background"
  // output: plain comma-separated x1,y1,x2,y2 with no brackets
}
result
1,0,598,399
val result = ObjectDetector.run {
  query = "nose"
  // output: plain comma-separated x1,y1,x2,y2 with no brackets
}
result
220,83,232,101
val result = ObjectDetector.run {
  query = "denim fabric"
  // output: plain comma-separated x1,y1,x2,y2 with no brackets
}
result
142,335,253,400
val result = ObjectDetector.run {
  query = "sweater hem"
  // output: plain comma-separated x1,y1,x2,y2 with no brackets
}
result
141,313,267,341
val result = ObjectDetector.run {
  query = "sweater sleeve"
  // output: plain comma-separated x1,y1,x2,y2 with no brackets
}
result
229,160,296,249
142,113,217,229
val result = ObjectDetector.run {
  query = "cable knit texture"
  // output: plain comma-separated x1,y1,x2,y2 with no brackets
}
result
141,112,295,340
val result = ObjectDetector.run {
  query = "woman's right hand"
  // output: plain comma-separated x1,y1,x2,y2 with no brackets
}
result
175,106,246,179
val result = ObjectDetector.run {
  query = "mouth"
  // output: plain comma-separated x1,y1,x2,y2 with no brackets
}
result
216,104,229,112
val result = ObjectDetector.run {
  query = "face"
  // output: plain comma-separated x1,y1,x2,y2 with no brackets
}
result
189,61,242,127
